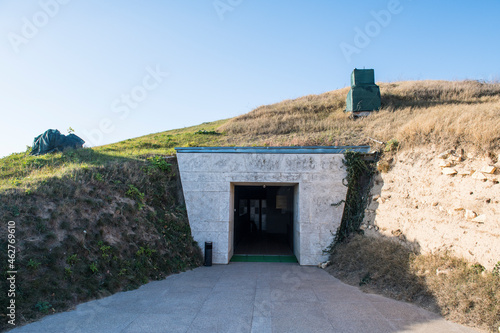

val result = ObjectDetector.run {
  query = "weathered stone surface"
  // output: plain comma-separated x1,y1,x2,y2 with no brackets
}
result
438,150,452,159
438,160,452,168
481,165,497,174
448,209,463,216
442,167,457,175
472,214,486,223
471,171,487,180
465,210,477,219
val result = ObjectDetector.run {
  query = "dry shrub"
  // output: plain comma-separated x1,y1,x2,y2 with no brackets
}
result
327,235,500,332
413,254,500,332
376,160,391,173
326,235,433,306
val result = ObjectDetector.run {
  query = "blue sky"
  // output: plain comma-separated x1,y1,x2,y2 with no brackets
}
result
1,0,499,157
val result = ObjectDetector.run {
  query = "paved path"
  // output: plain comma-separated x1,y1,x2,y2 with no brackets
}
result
10,263,480,333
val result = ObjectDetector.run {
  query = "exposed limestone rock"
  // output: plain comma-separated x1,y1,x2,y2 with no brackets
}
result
472,214,486,223
465,210,477,219
481,165,497,174
442,167,457,175
362,147,500,271
438,160,452,168
472,171,487,181
438,150,453,159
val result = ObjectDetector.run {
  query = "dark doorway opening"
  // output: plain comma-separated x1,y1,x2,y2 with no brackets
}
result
233,185,294,255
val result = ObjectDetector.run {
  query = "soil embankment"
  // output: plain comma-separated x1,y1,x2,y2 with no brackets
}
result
363,147,500,270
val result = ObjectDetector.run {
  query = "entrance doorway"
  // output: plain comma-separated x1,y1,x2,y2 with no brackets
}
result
233,185,294,256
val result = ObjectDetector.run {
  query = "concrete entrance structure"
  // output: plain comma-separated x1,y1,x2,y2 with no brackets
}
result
175,146,370,265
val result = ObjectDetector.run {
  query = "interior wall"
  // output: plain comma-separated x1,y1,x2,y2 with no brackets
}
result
229,183,235,259
293,184,300,263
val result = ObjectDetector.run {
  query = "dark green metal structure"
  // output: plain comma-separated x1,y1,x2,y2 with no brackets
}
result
345,69,381,113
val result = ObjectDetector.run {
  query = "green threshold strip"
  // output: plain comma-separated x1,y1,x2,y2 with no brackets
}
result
230,255,298,263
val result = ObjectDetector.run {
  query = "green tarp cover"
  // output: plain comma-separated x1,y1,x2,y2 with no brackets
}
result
346,69,381,112
350,69,375,86
30,129,85,156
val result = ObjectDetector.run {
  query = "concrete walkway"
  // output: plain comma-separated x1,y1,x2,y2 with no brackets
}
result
10,263,480,333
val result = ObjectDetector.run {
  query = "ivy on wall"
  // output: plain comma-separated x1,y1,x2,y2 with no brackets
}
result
327,151,375,251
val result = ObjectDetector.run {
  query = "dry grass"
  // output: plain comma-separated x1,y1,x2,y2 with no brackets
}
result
218,80,500,150
413,253,500,332
327,235,500,332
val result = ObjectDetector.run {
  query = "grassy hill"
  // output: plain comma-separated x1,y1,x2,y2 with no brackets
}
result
1,80,499,331
106,80,500,157
3,80,499,192
0,154,202,331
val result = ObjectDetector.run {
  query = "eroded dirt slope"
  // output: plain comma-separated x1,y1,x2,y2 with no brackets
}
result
363,147,500,270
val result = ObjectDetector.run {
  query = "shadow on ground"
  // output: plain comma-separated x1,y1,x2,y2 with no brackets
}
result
5,263,478,333
326,235,441,314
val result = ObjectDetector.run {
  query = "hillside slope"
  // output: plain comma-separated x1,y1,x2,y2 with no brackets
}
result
218,80,500,150
1,79,499,331
0,154,201,331
68,79,500,160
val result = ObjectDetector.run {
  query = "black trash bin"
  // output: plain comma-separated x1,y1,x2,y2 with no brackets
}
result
204,242,212,266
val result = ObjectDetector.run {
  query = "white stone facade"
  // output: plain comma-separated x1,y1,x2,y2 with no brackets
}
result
176,148,354,265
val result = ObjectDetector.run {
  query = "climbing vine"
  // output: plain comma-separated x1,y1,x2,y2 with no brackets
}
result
327,151,375,251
